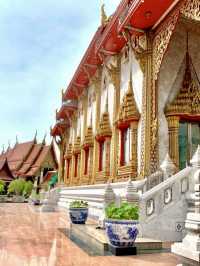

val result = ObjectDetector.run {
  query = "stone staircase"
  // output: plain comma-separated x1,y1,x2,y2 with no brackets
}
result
44,146,200,243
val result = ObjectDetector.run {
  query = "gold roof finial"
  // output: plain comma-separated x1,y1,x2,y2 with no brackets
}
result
100,1,108,26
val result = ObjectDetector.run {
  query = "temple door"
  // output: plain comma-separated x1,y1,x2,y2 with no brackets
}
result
179,121,200,169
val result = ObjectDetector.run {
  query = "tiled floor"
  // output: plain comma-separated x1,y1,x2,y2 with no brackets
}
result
0,203,181,266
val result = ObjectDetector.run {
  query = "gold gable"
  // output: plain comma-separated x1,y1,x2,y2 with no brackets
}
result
73,136,81,154
117,76,140,124
96,95,112,138
97,112,112,138
83,126,94,146
165,52,200,116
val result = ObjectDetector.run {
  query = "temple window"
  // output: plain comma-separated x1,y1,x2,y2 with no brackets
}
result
66,158,71,179
74,154,78,177
179,121,200,169
84,148,89,175
120,127,131,166
98,141,105,171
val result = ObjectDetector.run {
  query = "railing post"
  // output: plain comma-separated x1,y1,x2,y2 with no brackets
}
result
104,182,116,206
97,182,116,229
125,178,140,205
172,146,200,264
160,153,176,180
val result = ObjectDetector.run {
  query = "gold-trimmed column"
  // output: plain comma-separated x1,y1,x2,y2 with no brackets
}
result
138,33,159,176
80,92,88,184
106,55,121,181
167,117,180,168
130,121,138,178
91,70,102,184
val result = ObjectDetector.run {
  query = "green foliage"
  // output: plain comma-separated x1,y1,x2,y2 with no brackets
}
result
8,179,26,196
0,184,4,194
70,200,88,208
23,181,33,197
105,202,139,220
0,180,5,194
0,180,5,187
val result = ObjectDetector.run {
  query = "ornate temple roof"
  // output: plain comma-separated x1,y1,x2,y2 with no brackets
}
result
0,159,14,182
0,139,58,178
51,0,177,135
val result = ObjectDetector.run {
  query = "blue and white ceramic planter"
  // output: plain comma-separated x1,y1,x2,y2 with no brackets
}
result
69,207,88,224
105,219,139,247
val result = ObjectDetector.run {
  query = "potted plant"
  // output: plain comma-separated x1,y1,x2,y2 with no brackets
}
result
105,202,139,247
69,200,88,224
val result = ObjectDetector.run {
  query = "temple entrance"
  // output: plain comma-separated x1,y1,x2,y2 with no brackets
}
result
179,121,200,169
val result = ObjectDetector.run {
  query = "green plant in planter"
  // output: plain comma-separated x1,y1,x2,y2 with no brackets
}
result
7,178,26,196
105,202,139,220
23,181,33,198
0,180,5,195
70,200,88,208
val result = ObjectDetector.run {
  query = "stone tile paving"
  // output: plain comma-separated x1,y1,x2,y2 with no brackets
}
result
0,204,181,266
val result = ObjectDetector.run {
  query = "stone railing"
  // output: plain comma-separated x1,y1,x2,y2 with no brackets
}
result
139,147,200,241
140,167,193,220
58,179,146,218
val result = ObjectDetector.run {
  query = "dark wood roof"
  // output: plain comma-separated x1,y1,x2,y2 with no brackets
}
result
0,159,15,182
0,140,58,178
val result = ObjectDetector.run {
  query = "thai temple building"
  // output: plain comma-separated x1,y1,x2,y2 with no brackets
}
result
45,1,200,262
0,134,58,183
51,0,200,187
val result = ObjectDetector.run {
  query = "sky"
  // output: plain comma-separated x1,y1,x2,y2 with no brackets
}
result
0,0,121,150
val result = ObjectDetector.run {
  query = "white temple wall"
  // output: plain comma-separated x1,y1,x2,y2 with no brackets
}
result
100,67,107,115
158,21,200,164
120,48,144,174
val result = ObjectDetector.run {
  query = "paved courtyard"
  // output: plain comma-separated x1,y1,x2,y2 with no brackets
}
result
0,204,181,266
